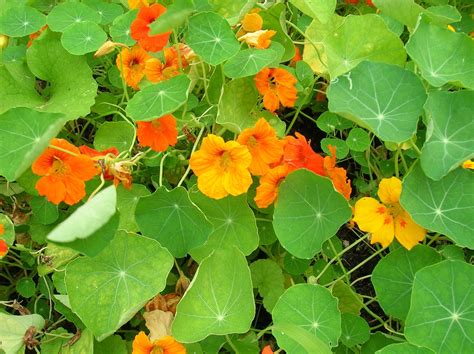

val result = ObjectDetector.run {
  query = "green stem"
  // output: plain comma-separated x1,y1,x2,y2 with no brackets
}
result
225,334,239,353
159,152,170,187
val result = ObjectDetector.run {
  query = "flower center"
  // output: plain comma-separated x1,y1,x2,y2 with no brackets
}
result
151,120,161,129
51,158,68,176
219,151,232,169
247,135,258,148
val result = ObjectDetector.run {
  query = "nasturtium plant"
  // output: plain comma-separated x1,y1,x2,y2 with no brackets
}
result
1,0,473,352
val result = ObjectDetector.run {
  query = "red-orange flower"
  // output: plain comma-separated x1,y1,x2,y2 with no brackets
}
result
27,25,47,48
116,45,151,90
132,331,186,354
283,133,325,176
255,164,290,209
79,146,119,180
0,224,7,258
239,30,276,49
237,118,283,176
144,46,187,83
262,345,274,354
131,4,171,52
255,68,298,112
136,114,178,152
323,145,352,200
290,46,302,66
32,139,98,205
189,135,252,199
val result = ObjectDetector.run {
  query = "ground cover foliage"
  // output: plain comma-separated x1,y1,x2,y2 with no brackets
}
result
0,0,473,353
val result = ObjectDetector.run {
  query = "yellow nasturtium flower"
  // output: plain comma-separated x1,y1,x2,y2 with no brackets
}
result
353,177,426,250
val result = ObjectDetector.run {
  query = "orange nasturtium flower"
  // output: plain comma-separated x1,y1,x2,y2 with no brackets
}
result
239,29,276,49
189,135,252,199
283,133,325,176
237,118,283,176
145,46,188,83
32,139,98,205
137,114,178,152
79,146,119,180
462,159,474,169
116,45,151,90
131,3,171,52
255,164,290,209
132,331,186,354
242,12,263,32
0,224,7,258
323,145,352,200
255,68,298,112
261,345,274,354
353,177,426,250
27,25,47,47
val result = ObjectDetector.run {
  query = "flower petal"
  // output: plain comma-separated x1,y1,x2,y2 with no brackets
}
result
370,215,395,248
377,177,402,205
35,175,66,205
132,331,154,354
353,197,388,233
394,210,426,250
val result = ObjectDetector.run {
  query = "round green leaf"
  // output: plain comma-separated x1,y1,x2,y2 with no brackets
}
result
207,0,254,26
420,91,474,180
372,245,441,321
340,313,370,347
303,14,406,79
216,77,259,133
250,259,285,312
126,75,191,121
331,280,364,316
321,138,349,159
223,48,280,79
372,0,424,30
30,196,59,225
289,0,336,24
376,342,435,354
148,0,194,35
346,128,370,152
361,332,398,354
0,313,45,354
0,6,46,37
61,21,107,56
284,254,311,275
405,260,474,353
272,324,332,354
83,0,124,25
110,10,138,46
116,184,150,233
406,16,474,89
272,284,342,351
400,163,474,249
189,188,259,261
0,107,66,181
1,45,27,63
135,186,213,257
16,278,36,298
186,12,240,65
172,248,255,342
65,231,173,340
0,213,15,246
47,2,101,32
47,186,116,244
317,112,353,133
327,61,427,143
273,169,352,259
94,121,135,153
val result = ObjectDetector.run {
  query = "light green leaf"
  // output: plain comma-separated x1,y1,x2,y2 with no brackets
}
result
376,342,435,354
272,324,332,354
321,138,349,159
289,0,336,24
361,332,398,354
0,214,15,246
149,0,194,35
0,313,45,354
65,231,173,340
216,77,258,133
260,4,295,62
47,186,116,243
249,259,285,312
47,2,101,32
346,128,371,152
126,74,190,121
331,280,364,316
37,244,79,276
317,112,353,133
327,61,427,143
26,32,98,119
340,314,370,347
172,248,255,342
94,121,135,153
405,260,474,353
372,245,441,321
116,184,150,233
0,6,46,37
420,91,474,180
273,169,352,259
0,107,65,181
186,12,240,65
272,284,342,351
135,186,213,257
1,45,27,63
189,188,258,261
373,0,424,29
94,334,128,354
425,5,461,26
400,163,474,249
61,21,107,56
207,0,256,26
304,14,406,78
110,10,137,46
83,0,124,25
406,16,474,89
223,48,281,79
